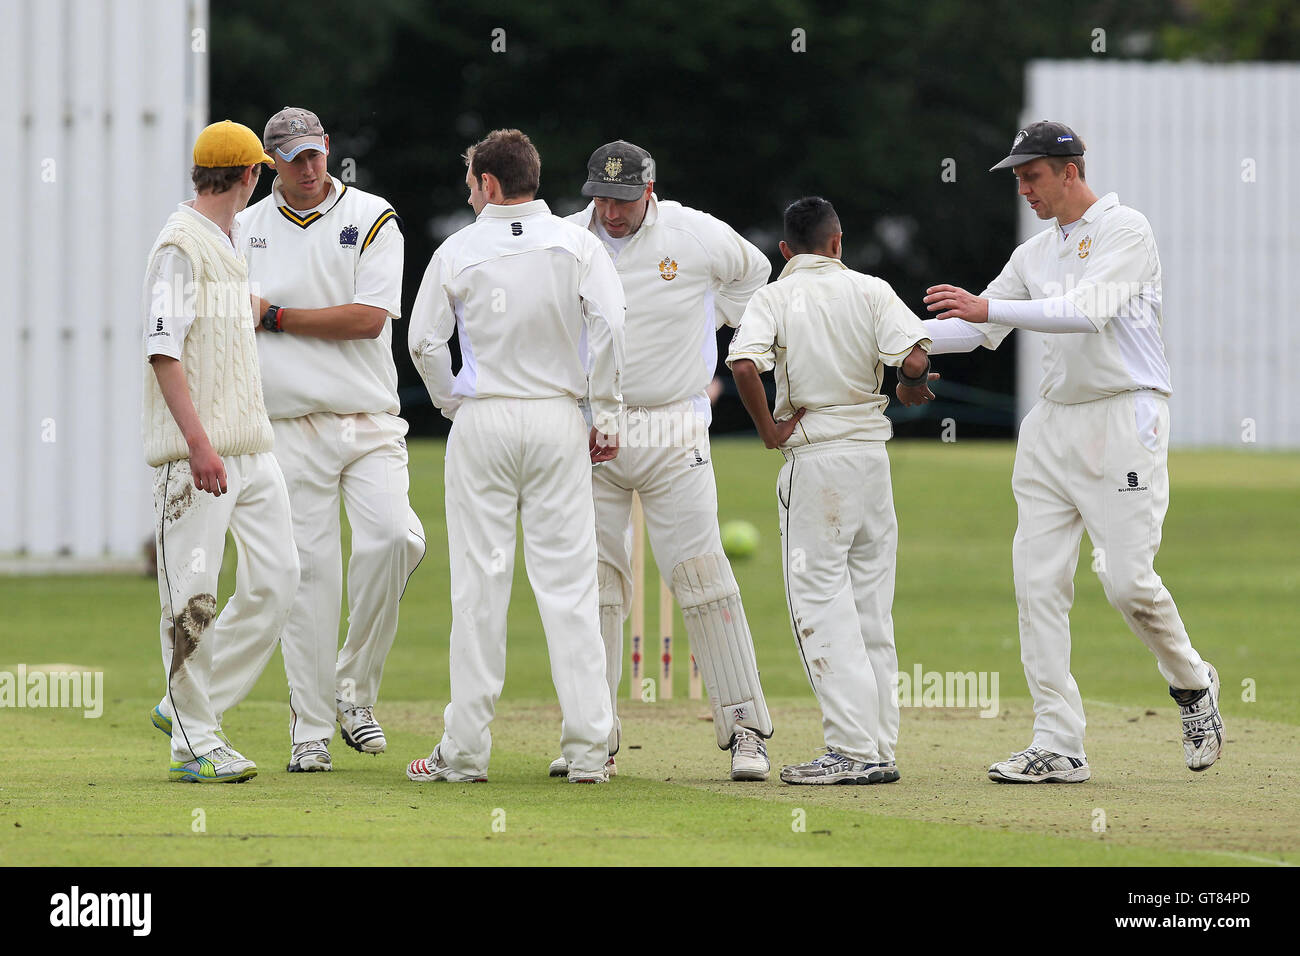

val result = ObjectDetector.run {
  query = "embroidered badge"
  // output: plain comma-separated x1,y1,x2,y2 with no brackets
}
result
340,225,359,248
1077,236,1092,259
604,156,623,180
658,256,678,280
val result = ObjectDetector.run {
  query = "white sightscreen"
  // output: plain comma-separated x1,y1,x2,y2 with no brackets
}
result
1017,60,1298,449
2,0,207,566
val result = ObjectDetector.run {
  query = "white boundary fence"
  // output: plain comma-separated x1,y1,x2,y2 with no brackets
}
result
1018,60,1298,449
2,0,207,569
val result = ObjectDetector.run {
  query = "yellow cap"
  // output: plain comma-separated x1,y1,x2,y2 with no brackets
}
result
193,120,275,168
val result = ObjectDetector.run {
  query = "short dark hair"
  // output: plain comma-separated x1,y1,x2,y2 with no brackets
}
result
1045,154,1085,181
465,128,541,200
783,196,841,254
191,164,256,195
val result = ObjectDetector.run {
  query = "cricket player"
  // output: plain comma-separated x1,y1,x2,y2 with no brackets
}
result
728,197,932,784
142,121,299,782
922,121,1224,782
550,140,776,782
155,107,426,772
406,128,625,784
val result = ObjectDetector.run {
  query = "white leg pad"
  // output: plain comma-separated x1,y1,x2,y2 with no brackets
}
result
597,561,624,754
672,552,773,749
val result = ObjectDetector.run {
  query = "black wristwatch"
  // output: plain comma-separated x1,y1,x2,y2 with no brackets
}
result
261,304,284,333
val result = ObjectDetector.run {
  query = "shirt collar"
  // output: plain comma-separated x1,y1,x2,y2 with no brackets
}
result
778,253,847,280
178,200,239,249
272,174,340,214
478,198,550,219
1078,191,1120,224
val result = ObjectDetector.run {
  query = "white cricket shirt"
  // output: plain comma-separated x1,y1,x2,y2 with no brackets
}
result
408,199,627,435
143,202,241,359
726,254,931,446
972,191,1172,403
567,197,770,413
236,175,404,419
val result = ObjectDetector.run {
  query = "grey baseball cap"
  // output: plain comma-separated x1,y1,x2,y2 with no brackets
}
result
581,140,656,200
264,107,326,161
989,120,1084,171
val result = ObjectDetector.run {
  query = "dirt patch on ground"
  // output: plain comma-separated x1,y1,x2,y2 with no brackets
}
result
405,695,1297,863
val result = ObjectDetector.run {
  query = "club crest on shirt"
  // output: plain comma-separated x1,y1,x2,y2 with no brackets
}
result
658,256,678,280
340,224,359,248
1077,236,1092,259
604,156,623,180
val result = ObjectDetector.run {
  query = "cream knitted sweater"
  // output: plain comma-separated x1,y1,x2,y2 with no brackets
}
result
142,210,274,467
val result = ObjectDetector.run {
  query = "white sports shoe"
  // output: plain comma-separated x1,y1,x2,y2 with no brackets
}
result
567,765,610,784
1172,662,1224,772
287,739,332,773
988,746,1091,783
780,751,891,785
170,746,257,784
338,702,386,754
406,746,487,783
730,729,770,781
549,755,616,778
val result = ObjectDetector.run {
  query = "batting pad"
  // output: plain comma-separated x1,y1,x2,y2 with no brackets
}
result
597,561,624,753
672,553,773,748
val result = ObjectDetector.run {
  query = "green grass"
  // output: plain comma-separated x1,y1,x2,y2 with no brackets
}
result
1,439,1296,866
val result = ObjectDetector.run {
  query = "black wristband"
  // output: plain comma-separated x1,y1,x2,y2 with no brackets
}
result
897,355,931,388
261,305,283,333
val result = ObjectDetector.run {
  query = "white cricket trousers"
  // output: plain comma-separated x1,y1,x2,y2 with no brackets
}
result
591,401,729,741
153,453,299,762
437,396,612,778
263,411,426,744
777,439,900,764
1013,390,1209,758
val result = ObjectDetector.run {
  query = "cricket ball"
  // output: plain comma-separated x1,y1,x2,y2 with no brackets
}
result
720,520,760,560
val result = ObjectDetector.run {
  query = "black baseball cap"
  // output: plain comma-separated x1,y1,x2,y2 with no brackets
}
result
581,140,656,200
989,121,1085,171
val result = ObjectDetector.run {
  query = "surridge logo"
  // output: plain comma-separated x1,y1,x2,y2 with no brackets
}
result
49,885,151,936
1119,470,1149,493
510,221,523,236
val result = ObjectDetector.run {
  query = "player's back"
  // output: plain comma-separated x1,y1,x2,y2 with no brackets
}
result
436,201,601,403
744,254,928,444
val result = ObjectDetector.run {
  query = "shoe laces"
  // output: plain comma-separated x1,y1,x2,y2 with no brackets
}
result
293,739,327,756
732,730,766,757
351,705,376,724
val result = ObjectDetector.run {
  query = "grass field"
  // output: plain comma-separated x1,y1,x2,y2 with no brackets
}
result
1,438,1296,866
